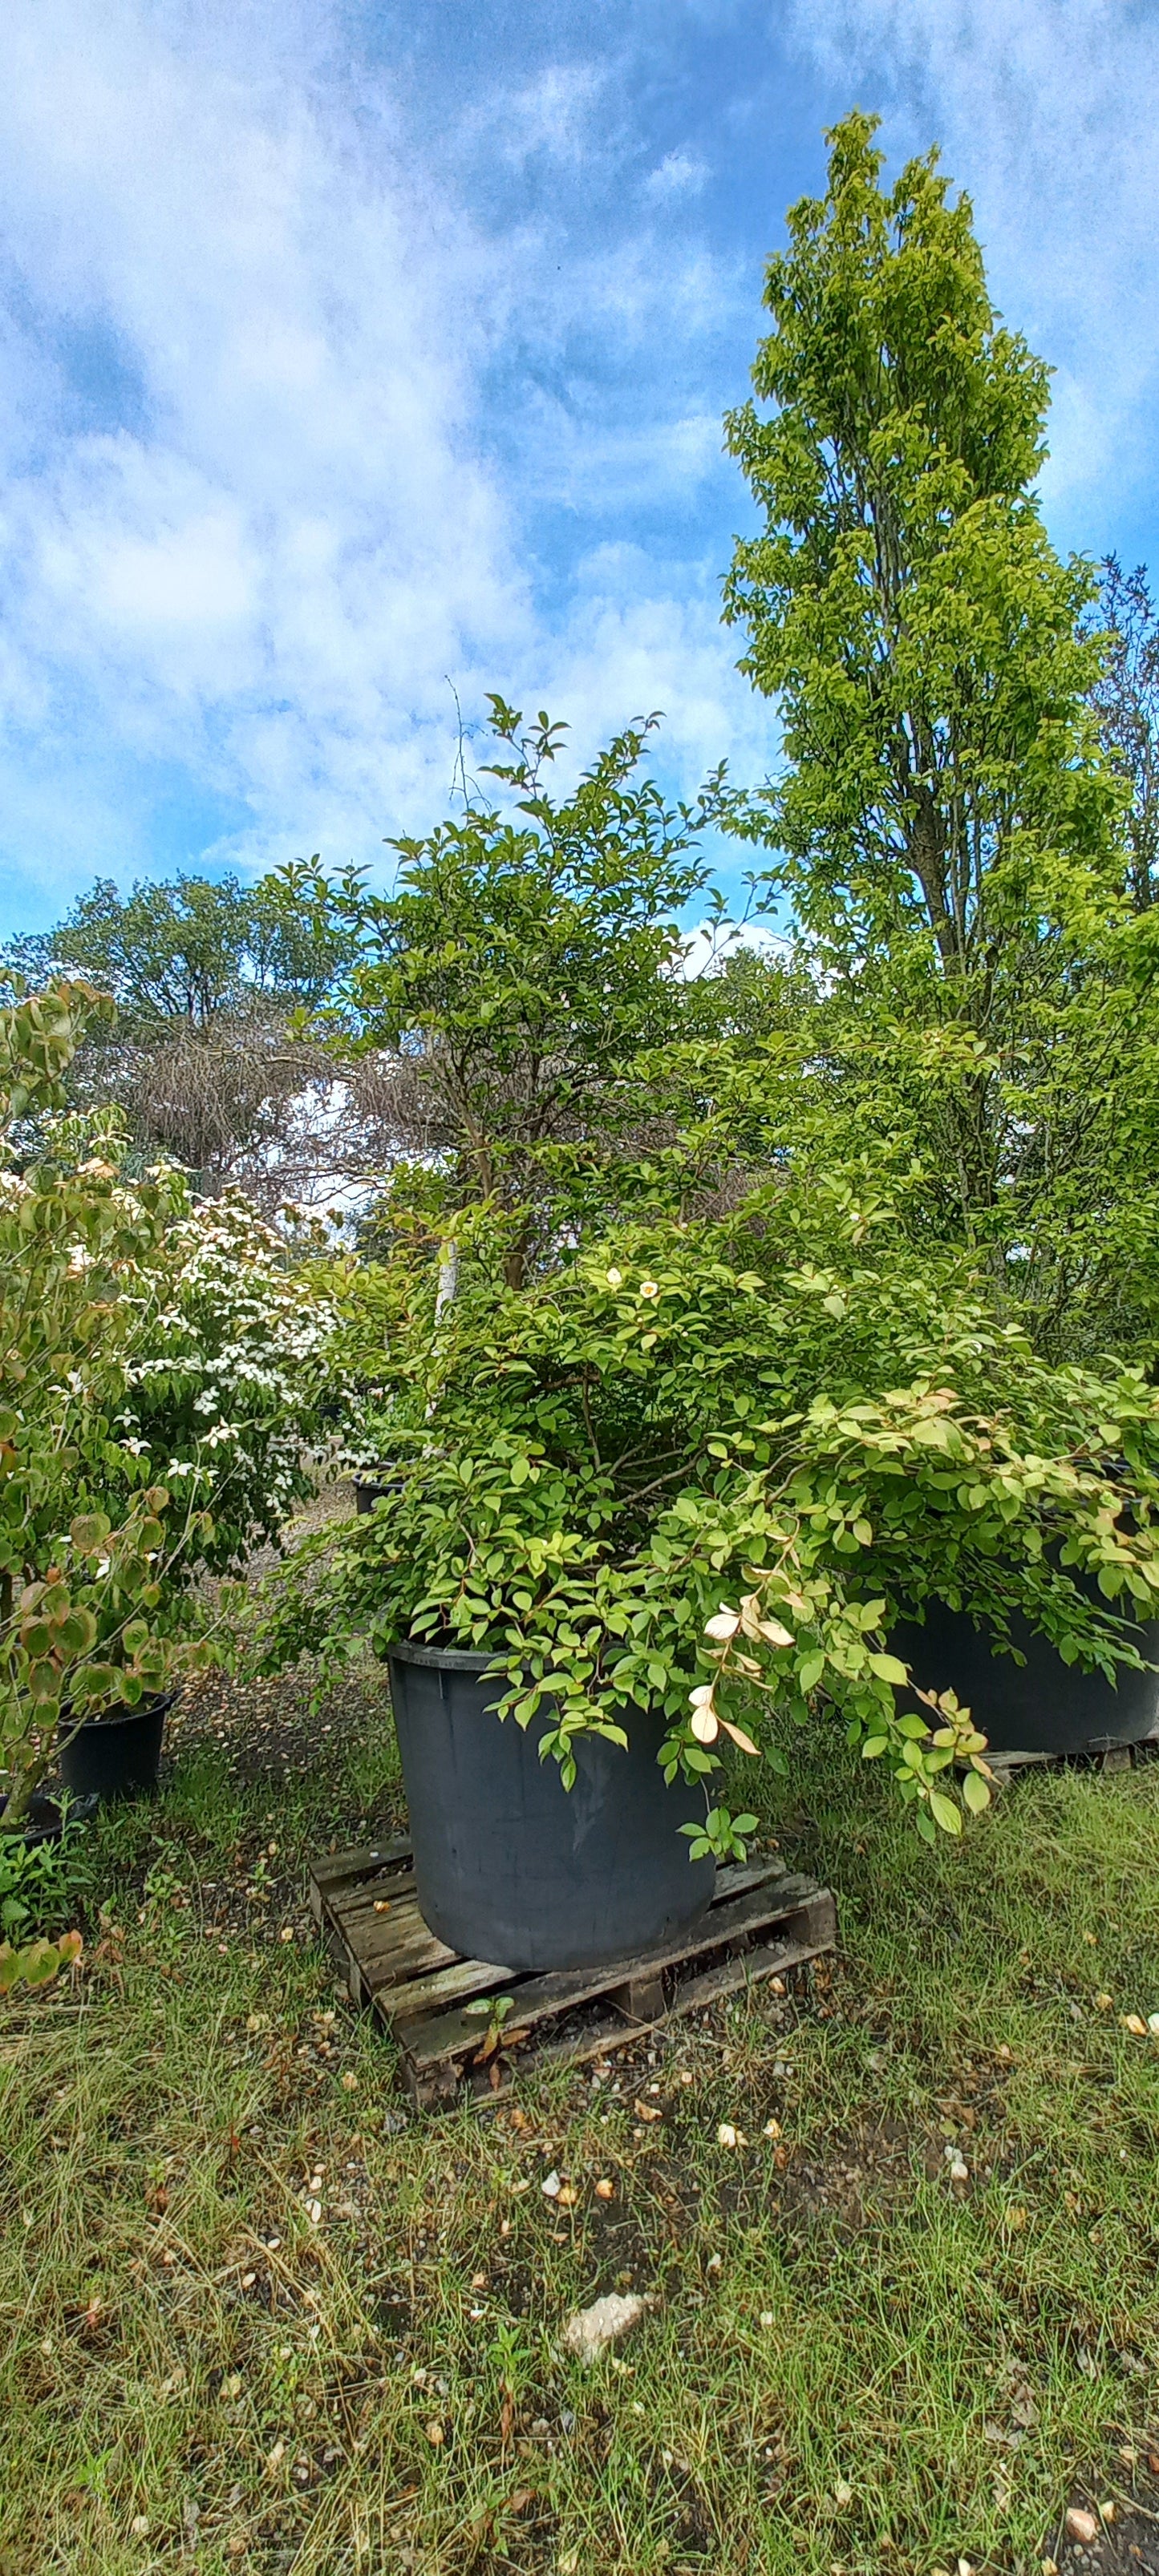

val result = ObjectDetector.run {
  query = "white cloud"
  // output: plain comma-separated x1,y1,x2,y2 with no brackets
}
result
679,917,789,978
0,1,763,920
498,63,609,166
644,149,709,200
532,540,776,799
0,0,531,903
787,0,1159,532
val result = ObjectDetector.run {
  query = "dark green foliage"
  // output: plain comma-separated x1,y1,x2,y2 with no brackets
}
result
41,865,356,1037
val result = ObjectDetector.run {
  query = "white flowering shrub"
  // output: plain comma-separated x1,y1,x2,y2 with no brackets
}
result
0,984,338,1931
123,1192,339,1571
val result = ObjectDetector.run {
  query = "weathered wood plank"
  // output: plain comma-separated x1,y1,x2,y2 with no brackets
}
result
337,1870,419,1919
713,1856,788,1899
310,1838,412,1898
377,1955,513,2020
334,1889,425,1960
675,1893,837,2016
610,1970,667,2023
361,1927,460,1993
449,1907,836,2103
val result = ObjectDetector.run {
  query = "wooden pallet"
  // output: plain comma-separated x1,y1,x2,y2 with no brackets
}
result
309,1842,837,2109
984,1717,1159,1786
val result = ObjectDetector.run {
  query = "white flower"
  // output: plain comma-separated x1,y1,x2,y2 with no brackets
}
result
606,1268,622,1290
638,1279,659,1300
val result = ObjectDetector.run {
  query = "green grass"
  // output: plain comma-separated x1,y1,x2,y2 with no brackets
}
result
2,1674,1159,2576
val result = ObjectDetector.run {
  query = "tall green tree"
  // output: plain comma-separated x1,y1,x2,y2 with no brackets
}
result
722,111,1159,1354
723,110,1117,981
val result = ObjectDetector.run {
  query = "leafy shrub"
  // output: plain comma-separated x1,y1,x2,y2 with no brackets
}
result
256,1175,1159,1852
0,982,336,1871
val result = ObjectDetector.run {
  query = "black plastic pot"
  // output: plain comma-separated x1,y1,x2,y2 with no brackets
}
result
353,1466,403,1516
58,1692,175,1804
387,1639,715,1972
0,1791,79,1845
890,1594,1159,1757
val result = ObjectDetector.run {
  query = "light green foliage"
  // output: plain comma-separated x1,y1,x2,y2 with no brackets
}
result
2,865,363,1203
723,109,1116,969
722,111,1159,1357
0,982,196,1845
0,1807,89,1993
1088,555,1159,916
27,864,357,1037
257,1175,1159,1848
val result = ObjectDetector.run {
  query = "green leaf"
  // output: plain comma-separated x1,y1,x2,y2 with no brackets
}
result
797,1652,825,1692
962,1769,991,1814
867,1652,910,1686
75,1663,119,1702
58,1609,97,1656
71,1512,111,1551
928,1791,963,1837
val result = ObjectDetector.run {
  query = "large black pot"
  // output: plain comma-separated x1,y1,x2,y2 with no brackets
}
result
353,1466,404,1516
58,1692,174,1804
387,1640,715,1972
890,1595,1159,1757
0,1790,97,1845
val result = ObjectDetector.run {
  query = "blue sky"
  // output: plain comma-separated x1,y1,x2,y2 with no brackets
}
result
2,0,1158,933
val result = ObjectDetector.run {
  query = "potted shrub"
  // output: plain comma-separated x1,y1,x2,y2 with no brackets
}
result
886,1587,1159,1759
258,1178,1159,1960
0,982,338,1867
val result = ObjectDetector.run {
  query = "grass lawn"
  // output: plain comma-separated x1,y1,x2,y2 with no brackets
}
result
2,1664,1159,2576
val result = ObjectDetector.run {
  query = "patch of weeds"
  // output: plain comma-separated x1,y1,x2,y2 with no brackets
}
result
0,1802,93,1944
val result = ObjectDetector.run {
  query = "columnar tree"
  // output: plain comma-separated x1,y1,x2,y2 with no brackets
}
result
722,112,1159,1353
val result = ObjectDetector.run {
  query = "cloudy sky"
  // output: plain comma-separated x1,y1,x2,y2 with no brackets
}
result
1,0,1157,932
